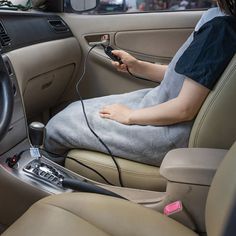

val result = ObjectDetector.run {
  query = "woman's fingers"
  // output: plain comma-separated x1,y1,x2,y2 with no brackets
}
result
111,61,127,72
112,50,125,57
99,107,112,119
100,113,111,119
120,64,127,70
99,106,110,114
99,104,132,125
112,61,120,67
111,50,136,73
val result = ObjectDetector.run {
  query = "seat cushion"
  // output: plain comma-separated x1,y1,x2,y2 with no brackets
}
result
65,149,167,191
2,193,198,236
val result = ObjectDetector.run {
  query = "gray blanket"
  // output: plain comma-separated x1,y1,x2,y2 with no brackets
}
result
45,8,223,166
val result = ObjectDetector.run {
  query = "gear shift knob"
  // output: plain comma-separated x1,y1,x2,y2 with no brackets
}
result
29,122,45,147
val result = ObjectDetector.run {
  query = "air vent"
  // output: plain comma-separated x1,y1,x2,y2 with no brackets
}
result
48,20,69,33
0,22,11,47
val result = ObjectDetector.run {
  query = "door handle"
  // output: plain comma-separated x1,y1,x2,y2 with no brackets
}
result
85,34,110,46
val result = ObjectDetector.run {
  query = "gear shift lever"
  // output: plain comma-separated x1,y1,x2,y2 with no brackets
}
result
24,122,68,188
28,122,45,162
29,122,45,147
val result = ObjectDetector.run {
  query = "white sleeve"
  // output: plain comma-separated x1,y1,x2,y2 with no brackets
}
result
194,7,225,31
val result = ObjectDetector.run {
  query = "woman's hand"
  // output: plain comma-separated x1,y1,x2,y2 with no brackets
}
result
99,104,133,125
111,50,139,74
111,50,167,83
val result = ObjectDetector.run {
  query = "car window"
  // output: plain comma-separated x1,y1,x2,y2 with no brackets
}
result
68,0,217,14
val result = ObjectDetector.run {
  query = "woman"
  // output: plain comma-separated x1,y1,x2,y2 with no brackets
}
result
45,3,236,166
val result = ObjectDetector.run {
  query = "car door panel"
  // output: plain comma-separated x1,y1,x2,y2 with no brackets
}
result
62,11,203,98
114,29,193,61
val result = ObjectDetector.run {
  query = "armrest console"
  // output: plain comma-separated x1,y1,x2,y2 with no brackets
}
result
160,148,227,186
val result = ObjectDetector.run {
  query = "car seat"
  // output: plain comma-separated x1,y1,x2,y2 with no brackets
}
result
64,55,236,191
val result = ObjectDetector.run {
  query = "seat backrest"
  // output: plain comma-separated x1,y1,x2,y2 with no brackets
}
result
189,55,236,149
205,141,236,236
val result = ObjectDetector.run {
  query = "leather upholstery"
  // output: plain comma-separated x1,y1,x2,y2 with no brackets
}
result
189,55,236,149
65,55,236,190
205,141,236,236
66,149,166,191
3,142,236,236
2,193,198,236
160,148,227,185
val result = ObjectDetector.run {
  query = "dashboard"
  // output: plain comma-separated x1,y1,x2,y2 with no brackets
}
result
0,12,72,53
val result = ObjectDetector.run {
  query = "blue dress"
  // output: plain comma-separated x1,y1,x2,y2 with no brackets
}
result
45,8,235,166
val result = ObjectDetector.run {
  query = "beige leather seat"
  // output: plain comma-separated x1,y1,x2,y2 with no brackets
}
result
3,141,236,236
65,55,236,191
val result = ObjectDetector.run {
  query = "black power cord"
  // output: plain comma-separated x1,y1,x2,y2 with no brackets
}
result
75,44,124,187
73,44,159,187
126,67,160,83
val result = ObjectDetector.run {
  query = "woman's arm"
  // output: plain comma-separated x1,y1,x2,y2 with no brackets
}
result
99,79,210,125
112,50,167,83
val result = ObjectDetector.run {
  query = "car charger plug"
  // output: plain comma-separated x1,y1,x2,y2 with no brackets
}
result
6,149,28,168
6,154,21,168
